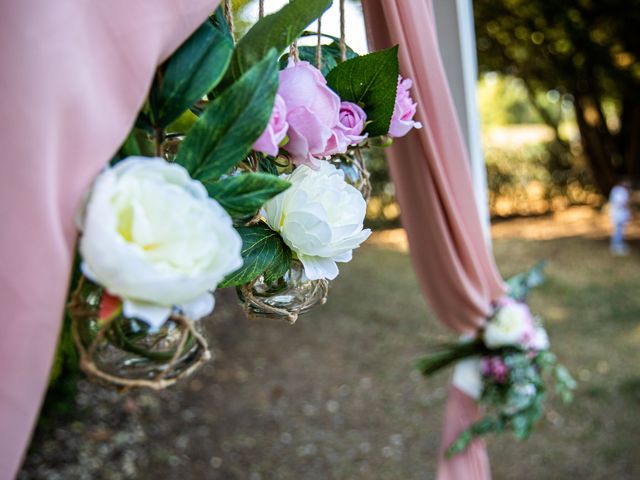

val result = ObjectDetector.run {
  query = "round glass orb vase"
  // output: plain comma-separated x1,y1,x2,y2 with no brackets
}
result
329,148,371,200
237,260,329,324
70,277,210,391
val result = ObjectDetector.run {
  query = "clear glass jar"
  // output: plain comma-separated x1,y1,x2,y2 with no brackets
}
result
330,148,371,200
237,260,329,323
160,134,185,162
70,278,209,389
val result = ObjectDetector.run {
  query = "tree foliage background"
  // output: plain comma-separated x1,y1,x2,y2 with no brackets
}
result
474,0,640,194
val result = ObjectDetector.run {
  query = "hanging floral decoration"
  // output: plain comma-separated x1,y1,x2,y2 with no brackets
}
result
66,0,422,390
417,263,577,455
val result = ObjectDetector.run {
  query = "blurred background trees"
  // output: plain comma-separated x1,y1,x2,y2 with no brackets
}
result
474,0,640,195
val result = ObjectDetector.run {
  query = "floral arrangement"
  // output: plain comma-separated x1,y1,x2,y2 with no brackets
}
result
67,0,421,389
417,263,576,455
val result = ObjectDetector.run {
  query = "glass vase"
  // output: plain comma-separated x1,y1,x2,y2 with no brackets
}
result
330,148,371,200
69,277,210,390
237,260,329,324
160,134,185,162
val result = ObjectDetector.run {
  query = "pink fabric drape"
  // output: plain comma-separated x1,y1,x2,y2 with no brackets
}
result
0,1,218,476
362,1,506,479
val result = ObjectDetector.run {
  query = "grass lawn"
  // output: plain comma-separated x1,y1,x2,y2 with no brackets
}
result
20,210,640,479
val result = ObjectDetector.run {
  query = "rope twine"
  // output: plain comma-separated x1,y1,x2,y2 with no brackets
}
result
351,146,372,201
239,275,329,325
316,15,323,69
288,0,299,62
224,0,236,42
339,0,346,61
258,0,264,19
69,277,210,392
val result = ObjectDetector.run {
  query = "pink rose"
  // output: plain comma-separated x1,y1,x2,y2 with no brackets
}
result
278,60,341,167
253,94,289,157
388,76,422,138
322,101,368,156
481,357,509,384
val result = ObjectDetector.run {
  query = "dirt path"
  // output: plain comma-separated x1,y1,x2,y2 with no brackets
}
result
19,207,640,479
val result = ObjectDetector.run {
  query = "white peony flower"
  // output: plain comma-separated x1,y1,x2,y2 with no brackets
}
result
529,326,550,351
262,162,371,280
78,157,243,328
484,300,535,349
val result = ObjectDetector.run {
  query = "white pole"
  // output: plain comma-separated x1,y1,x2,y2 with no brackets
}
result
432,0,491,240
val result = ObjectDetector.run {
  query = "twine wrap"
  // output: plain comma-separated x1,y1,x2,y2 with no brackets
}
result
339,0,346,61
224,0,236,42
351,147,372,201
68,277,211,392
316,15,323,70
239,276,330,324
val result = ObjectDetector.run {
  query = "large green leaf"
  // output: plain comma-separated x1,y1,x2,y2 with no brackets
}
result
150,18,234,128
175,50,279,183
279,46,338,76
206,172,290,218
326,46,400,137
219,223,292,287
226,0,332,81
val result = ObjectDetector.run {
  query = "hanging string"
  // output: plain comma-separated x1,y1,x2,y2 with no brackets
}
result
258,0,264,19
316,15,323,70
339,0,346,61
288,0,299,62
224,0,236,42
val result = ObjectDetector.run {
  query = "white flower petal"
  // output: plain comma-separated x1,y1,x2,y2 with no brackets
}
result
78,157,242,307
452,357,483,400
178,293,215,321
298,255,339,280
122,300,171,330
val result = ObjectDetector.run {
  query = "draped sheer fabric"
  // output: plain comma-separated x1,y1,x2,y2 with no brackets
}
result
0,1,218,476
362,1,506,478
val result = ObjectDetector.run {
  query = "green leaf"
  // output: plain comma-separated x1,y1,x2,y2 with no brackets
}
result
150,18,234,128
280,46,338,76
226,0,332,81
206,173,290,217
219,223,292,288
326,46,400,137
175,50,279,183
506,260,546,301
279,41,359,76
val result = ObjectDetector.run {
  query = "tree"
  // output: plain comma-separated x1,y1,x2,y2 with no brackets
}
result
474,0,640,194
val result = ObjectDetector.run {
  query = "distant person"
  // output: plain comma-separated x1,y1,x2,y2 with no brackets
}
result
609,179,632,255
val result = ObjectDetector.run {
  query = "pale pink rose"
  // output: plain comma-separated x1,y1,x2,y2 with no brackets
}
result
253,94,289,156
388,76,422,138
279,60,341,167
322,101,368,156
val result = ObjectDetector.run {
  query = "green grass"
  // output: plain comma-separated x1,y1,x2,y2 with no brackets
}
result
308,233,640,479
21,231,640,480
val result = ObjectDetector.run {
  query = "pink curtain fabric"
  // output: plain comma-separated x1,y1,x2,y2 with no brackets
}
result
0,1,218,476
362,1,506,478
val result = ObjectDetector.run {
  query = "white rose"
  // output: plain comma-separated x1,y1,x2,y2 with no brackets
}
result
484,301,534,349
262,162,371,280
529,326,550,351
79,157,243,328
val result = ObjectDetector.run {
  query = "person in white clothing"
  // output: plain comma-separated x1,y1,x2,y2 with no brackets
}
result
609,179,632,255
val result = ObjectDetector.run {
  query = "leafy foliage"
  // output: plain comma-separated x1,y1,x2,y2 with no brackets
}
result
149,18,234,128
326,46,399,136
446,350,576,456
506,261,546,302
474,0,640,192
175,50,279,183
226,0,332,81
220,223,292,287
206,172,290,218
